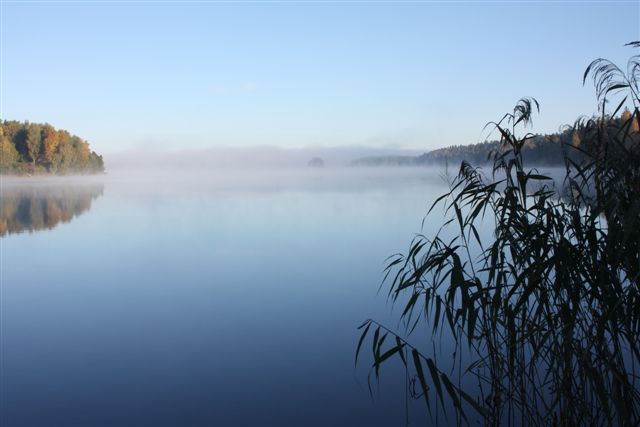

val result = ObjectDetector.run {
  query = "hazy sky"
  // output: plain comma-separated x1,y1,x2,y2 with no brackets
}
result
1,1,638,154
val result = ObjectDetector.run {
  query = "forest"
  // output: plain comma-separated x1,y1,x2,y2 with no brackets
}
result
352,109,639,167
0,120,104,175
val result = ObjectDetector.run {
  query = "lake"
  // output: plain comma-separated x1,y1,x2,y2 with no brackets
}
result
1,168,455,426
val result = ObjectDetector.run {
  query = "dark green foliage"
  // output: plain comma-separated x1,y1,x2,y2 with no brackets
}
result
0,134,20,173
357,45,640,425
416,132,571,166
352,127,593,168
0,120,104,175
25,124,42,165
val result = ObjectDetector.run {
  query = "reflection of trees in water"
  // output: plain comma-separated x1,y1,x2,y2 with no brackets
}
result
0,184,104,236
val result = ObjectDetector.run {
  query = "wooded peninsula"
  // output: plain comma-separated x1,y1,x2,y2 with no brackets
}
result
352,109,639,167
0,120,104,175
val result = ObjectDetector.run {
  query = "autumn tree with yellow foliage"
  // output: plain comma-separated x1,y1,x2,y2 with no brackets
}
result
0,120,104,175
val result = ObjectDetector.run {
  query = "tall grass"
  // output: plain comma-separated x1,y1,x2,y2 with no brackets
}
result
357,43,640,425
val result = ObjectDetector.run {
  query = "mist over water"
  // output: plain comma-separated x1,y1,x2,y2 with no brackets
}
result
103,145,424,172
1,167,455,426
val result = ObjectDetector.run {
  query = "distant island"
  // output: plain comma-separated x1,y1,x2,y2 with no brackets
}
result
0,120,104,175
352,110,639,167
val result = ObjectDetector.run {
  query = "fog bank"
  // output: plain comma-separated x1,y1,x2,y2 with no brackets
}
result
104,145,424,172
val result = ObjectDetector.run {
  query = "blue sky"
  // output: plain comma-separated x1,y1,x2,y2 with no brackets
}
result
1,1,638,154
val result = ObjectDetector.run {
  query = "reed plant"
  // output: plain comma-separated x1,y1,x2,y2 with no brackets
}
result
357,43,640,426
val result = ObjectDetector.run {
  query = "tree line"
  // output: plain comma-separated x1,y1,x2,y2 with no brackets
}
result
418,108,639,166
0,120,104,175
351,108,639,167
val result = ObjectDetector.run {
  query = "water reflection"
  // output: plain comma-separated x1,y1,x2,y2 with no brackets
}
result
0,183,104,236
1,172,435,426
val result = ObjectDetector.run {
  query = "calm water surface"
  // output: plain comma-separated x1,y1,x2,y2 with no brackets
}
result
1,169,452,426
